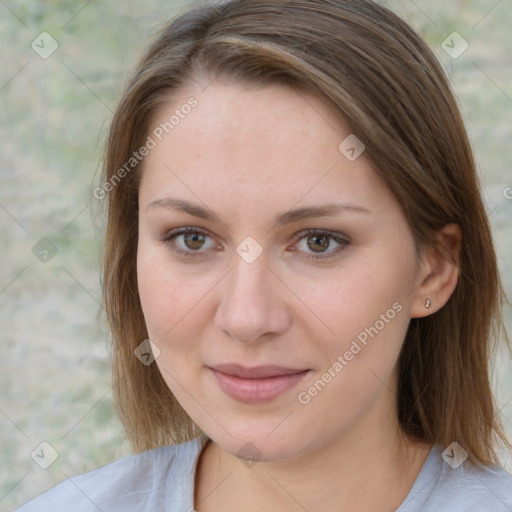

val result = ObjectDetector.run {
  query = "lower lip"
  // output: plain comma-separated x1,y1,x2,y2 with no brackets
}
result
209,368,310,404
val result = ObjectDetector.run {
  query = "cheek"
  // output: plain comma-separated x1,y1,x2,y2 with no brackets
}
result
136,246,205,400
295,274,410,437
300,255,414,346
136,239,216,358
298,241,417,388
137,240,191,343
137,245,170,337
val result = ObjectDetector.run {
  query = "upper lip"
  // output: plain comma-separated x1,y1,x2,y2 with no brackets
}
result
209,364,309,379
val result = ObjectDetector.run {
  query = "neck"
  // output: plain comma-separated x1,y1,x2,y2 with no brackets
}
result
194,395,432,512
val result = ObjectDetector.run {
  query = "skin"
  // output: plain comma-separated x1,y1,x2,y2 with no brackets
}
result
137,77,461,511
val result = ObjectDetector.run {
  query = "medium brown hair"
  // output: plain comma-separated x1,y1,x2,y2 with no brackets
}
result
100,0,511,464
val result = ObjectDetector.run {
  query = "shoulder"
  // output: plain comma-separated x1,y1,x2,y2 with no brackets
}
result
14,435,209,512
400,444,512,512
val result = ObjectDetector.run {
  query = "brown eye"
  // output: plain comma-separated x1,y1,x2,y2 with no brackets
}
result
160,227,217,258
293,229,350,260
307,234,330,253
182,231,206,251
160,227,349,261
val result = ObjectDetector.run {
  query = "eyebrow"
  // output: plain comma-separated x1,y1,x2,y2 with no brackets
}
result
146,197,371,225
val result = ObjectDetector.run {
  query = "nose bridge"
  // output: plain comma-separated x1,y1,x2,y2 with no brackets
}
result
216,248,288,343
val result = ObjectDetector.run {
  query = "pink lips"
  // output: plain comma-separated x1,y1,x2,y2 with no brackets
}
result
208,363,310,403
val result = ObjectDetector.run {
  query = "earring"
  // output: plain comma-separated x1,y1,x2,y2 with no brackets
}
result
425,298,431,309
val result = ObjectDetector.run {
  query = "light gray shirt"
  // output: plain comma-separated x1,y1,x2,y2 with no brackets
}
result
14,434,512,511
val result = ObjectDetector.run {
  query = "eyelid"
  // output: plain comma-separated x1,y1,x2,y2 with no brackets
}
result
158,227,219,256
159,226,351,260
291,229,350,260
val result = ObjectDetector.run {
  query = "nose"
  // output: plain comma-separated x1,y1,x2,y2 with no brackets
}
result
215,251,291,345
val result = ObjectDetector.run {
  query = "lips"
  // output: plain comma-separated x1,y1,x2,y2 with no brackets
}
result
208,363,310,403
211,363,308,379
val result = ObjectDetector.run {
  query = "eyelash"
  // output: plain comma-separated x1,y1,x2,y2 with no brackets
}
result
159,227,350,261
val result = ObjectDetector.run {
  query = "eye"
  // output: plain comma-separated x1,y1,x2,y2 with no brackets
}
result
291,229,350,260
159,227,350,260
159,227,218,257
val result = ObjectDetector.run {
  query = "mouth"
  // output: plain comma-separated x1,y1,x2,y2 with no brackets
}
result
207,363,311,403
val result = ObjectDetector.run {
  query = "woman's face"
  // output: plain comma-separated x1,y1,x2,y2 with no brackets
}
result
137,79,424,461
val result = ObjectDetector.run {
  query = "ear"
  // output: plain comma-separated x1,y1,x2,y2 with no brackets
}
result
410,223,462,318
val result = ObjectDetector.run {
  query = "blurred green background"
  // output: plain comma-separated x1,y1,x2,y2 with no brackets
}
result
1,0,511,509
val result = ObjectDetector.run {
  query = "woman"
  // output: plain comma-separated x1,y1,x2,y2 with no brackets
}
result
16,0,512,510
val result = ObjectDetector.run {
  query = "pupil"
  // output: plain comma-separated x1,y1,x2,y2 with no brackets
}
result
185,232,204,250
309,235,328,253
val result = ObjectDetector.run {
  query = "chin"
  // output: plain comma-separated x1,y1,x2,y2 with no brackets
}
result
206,418,313,463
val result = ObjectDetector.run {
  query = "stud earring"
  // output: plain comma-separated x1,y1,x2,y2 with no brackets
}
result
425,298,431,309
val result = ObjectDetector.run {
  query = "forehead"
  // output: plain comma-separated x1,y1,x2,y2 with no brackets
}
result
139,79,395,220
